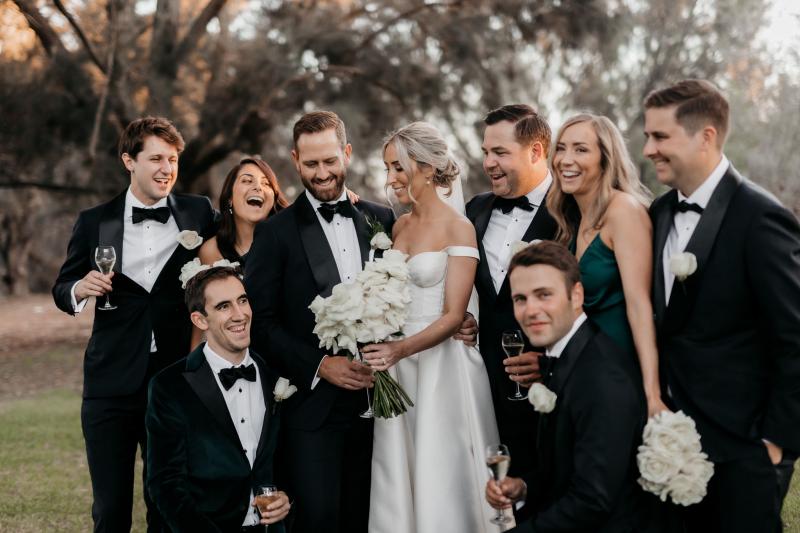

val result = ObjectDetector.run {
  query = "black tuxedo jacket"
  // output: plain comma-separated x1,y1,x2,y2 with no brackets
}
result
650,166,800,462
52,190,217,398
517,321,647,533
145,346,285,533
465,191,557,475
244,193,395,430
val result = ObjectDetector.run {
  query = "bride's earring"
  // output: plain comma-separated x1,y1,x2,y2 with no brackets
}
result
228,203,233,214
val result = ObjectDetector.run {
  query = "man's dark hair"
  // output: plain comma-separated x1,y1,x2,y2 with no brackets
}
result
509,240,580,294
644,79,730,147
293,110,347,150
484,104,551,155
118,116,185,163
184,266,243,315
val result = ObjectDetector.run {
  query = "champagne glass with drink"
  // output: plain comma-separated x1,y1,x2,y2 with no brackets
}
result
94,246,117,311
502,330,526,401
255,485,280,530
486,443,512,524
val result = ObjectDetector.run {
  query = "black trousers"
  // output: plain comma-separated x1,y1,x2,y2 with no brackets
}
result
683,447,796,533
279,405,373,533
81,353,168,533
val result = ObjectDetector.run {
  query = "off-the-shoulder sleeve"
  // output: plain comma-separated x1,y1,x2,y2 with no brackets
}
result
445,246,480,260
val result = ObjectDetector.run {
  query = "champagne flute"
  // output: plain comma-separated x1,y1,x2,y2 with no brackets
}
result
358,349,374,419
486,444,513,525
94,246,117,311
255,485,280,531
502,330,526,401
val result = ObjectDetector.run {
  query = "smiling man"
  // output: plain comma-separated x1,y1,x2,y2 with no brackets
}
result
465,104,559,485
52,116,217,532
486,241,650,532
645,79,800,532
244,110,396,533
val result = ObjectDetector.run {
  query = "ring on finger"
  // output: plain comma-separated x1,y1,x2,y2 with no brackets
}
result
382,357,387,366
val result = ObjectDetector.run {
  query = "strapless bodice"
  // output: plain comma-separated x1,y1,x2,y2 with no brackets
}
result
405,246,479,323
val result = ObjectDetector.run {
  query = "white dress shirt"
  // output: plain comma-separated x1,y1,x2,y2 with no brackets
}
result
204,344,266,527
71,187,180,351
662,156,729,303
546,313,588,359
305,189,362,285
483,173,552,292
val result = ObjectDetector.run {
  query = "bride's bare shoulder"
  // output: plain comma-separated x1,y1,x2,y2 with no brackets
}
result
445,216,477,248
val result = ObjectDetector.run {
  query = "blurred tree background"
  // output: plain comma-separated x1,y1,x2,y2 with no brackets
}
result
1,0,798,296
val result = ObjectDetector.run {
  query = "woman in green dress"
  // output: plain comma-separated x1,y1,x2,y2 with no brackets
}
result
546,113,668,417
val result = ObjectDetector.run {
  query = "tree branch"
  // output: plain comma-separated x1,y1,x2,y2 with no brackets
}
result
51,0,106,73
12,0,68,57
0,181,107,194
173,0,228,63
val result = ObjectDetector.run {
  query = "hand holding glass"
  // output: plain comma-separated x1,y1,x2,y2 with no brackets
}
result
94,246,117,310
486,444,513,524
502,330,526,400
255,485,280,529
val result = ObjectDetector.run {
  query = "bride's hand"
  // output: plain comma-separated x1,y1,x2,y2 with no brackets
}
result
647,396,671,418
361,341,407,371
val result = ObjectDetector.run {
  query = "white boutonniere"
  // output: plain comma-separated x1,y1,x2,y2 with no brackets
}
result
528,382,557,413
370,232,392,251
669,252,697,282
177,230,203,250
511,239,543,257
272,377,297,413
179,258,241,289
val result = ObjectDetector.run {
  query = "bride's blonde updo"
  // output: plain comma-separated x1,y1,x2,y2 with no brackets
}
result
383,121,460,201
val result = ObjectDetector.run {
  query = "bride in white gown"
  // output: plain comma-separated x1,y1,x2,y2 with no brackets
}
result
361,122,505,533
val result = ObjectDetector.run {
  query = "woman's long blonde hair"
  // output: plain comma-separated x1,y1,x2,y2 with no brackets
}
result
546,113,652,245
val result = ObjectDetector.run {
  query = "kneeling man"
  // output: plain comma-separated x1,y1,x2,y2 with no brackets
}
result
146,266,290,532
487,241,647,532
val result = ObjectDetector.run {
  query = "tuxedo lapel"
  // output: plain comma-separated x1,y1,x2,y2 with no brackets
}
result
664,169,742,331
295,194,341,297
253,354,277,462
652,191,677,326
351,201,371,267
473,196,498,301
183,347,244,452
168,194,193,231
547,321,592,399
98,191,126,274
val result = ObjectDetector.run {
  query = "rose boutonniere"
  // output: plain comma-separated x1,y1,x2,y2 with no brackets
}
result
528,382,557,413
670,252,697,282
272,377,297,414
366,216,390,261
511,239,543,257
177,230,203,250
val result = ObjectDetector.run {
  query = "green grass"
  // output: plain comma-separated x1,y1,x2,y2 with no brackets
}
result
0,389,146,532
0,389,798,532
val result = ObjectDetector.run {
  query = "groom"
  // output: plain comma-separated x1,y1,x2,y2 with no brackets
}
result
52,116,216,532
244,110,395,533
466,104,558,478
646,79,800,532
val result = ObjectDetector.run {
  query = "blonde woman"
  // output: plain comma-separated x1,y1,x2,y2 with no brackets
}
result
547,113,668,416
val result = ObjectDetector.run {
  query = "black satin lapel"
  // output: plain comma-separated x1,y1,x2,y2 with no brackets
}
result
474,196,495,243
168,194,192,231
351,202,371,266
296,193,341,297
98,191,126,273
547,321,593,399
652,192,677,325
254,355,274,460
474,197,498,300
183,357,243,449
520,200,558,243
665,171,742,330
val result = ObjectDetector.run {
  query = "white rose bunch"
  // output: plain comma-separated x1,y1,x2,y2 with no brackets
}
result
669,252,697,281
177,230,203,250
527,383,557,413
637,410,714,506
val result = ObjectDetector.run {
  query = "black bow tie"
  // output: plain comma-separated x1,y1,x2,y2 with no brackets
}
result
675,201,704,215
494,196,534,214
218,364,257,390
317,200,354,223
132,206,171,224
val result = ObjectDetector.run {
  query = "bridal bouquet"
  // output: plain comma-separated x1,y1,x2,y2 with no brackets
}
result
309,231,414,419
636,410,714,506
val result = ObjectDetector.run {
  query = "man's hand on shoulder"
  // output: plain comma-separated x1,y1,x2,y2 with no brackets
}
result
319,356,375,390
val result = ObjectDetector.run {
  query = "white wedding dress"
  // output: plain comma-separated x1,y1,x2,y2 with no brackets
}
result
369,246,504,533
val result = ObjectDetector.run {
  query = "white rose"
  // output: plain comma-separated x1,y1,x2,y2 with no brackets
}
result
326,283,364,322
637,477,670,501
370,232,392,250
667,471,707,506
177,230,203,250
637,445,682,485
511,239,543,256
212,258,240,270
273,377,297,401
527,383,557,413
179,258,210,288
669,252,697,281
681,453,714,485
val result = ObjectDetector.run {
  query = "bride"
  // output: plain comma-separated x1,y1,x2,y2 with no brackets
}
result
361,122,503,533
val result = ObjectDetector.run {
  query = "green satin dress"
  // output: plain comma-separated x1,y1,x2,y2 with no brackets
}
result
572,234,635,355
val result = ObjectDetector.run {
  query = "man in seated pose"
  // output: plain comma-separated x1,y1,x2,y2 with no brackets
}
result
146,266,290,532
487,241,648,532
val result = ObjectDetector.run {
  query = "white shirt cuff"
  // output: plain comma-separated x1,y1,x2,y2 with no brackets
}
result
311,355,328,390
70,281,88,314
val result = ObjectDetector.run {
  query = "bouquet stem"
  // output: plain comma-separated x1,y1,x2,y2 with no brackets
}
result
372,369,414,419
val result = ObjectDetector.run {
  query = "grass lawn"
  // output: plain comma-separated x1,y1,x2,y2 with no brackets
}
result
0,388,798,532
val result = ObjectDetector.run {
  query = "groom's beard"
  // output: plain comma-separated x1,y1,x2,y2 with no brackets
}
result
302,168,347,203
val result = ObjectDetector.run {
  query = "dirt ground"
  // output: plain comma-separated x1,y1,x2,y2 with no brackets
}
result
0,294,93,400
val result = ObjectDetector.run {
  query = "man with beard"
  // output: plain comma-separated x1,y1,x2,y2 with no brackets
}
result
244,111,395,533
465,105,558,484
